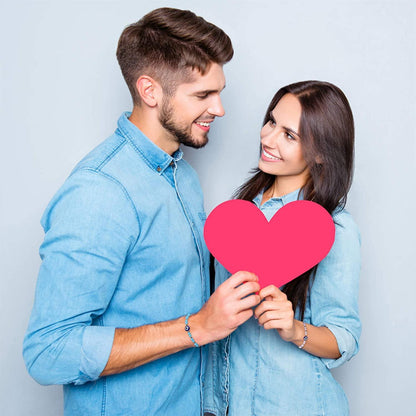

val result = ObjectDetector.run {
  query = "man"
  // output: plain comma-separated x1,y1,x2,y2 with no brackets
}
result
23,7,260,416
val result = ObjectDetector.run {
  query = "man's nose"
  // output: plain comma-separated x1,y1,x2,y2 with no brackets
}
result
208,95,225,117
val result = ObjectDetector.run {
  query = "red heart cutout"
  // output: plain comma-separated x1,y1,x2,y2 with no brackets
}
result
204,199,335,288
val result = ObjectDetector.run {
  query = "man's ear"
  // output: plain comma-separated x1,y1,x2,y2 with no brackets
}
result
136,76,161,107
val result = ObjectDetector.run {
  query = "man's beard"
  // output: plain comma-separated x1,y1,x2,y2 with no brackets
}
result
159,98,208,149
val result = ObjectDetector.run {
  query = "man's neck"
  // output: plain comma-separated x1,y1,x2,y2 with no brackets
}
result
129,107,179,156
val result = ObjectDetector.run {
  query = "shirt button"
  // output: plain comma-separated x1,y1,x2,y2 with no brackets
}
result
157,166,161,172
170,161,174,167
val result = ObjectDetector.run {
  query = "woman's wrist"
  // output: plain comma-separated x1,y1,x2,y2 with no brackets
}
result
289,320,307,346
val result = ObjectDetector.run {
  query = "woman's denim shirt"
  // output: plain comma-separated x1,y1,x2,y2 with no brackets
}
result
204,189,361,416
23,113,210,416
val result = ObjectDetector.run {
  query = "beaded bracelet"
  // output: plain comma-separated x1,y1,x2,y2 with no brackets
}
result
298,321,308,349
185,314,199,347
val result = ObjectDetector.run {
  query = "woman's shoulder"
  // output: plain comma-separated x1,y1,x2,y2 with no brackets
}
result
330,207,361,252
333,207,359,232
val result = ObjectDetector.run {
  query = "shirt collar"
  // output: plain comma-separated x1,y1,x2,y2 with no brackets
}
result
253,187,302,208
116,112,183,174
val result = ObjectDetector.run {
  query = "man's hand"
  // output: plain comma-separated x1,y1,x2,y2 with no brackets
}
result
101,271,260,376
190,271,260,345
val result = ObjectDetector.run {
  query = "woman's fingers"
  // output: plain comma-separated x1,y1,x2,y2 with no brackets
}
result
254,300,279,319
254,296,292,318
259,285,286,301
257,309,294,327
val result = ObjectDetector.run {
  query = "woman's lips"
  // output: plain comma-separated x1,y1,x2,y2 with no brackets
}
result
261,148,282,161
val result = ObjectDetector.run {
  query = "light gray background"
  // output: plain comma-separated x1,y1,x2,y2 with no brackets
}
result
1,0,415,415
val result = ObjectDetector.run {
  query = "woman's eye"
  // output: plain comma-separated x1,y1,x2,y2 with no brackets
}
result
285,131,295,140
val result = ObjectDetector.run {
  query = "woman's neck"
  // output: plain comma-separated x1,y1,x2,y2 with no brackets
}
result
261,176,306,204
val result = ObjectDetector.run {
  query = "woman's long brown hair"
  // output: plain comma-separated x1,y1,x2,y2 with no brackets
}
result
234,81,355,319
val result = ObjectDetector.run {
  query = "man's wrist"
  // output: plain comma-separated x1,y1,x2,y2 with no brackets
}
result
184,314,199,347
186,312,211,347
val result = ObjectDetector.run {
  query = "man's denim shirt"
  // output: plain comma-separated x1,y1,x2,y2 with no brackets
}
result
204,189,361,416
23,113,210,416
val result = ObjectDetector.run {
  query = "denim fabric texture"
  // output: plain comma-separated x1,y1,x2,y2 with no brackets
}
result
204,189,361,416
23,112,210,416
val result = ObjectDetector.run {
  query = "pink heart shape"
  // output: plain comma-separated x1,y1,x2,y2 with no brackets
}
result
204,199,335,288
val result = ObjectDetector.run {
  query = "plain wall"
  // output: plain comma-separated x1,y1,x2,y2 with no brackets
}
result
1,0,415,414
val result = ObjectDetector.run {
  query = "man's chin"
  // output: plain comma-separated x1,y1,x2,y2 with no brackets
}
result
181,136,209,149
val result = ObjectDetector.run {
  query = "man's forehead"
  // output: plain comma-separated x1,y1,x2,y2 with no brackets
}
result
179,63,226,91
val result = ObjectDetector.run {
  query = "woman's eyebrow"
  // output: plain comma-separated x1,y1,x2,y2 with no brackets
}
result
269,112,300,137
284,126,300,137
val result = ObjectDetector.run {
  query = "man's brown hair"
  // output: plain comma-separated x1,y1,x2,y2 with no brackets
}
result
116,7,234,104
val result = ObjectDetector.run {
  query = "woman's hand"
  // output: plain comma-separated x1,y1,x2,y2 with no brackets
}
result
254,285,342,359
254,285,298,342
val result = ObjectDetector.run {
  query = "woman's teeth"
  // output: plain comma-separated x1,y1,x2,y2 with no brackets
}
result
263,149,281,160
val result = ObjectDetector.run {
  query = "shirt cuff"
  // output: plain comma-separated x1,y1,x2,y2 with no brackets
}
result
78,325,115,384
321,324,358,369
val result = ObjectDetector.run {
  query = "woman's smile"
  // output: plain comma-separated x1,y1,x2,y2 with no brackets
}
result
261,147,282,162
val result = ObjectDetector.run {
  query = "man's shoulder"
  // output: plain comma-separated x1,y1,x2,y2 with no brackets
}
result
41,148,140,233
41,132,138,226
73,132,128,173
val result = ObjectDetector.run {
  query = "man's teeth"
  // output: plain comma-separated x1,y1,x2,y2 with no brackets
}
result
263,149,280,160
196,122,210,127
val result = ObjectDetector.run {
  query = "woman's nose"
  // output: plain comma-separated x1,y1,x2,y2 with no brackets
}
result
261,128,280,148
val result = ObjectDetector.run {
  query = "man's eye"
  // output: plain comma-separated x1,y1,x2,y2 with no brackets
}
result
197,94,209,99
268,119,276,127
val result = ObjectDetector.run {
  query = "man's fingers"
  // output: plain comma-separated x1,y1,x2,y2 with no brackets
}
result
234,281,260,300
223,271,258,290
236,293,261,312
235,308,254,326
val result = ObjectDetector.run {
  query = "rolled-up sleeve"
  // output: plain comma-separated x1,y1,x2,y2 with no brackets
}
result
23,168,139,385
309,210,361,369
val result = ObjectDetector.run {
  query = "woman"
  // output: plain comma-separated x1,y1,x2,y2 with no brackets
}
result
204,81,361,416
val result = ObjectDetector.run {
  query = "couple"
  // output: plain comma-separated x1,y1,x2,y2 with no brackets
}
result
23,7,361,416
